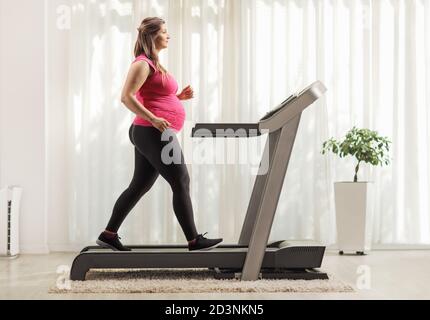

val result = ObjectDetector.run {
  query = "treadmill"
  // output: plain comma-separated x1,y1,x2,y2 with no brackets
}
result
70,81,328,281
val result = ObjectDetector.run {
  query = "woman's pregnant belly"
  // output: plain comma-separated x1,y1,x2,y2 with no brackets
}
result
133,94,186,133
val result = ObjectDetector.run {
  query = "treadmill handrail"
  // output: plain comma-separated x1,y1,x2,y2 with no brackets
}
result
192,123,261,138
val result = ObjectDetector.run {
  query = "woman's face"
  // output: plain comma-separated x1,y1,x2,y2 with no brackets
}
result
156,24,170,50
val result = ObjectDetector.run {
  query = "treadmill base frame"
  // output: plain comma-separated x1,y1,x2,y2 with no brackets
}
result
213,268,329,280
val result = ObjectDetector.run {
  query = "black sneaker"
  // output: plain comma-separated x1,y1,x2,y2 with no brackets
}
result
188,233,223,251
96,232,132,251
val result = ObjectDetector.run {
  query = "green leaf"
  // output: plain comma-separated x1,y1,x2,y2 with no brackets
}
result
321,127,392,178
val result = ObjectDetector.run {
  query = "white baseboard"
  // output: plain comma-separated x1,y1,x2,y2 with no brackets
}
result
20,244,50,254
48,244,90,252
326,243,430,251
368,244,430,250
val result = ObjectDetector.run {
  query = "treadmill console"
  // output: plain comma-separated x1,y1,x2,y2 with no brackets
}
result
259,94,297,121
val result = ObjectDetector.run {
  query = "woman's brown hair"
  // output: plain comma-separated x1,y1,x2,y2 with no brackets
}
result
134,17,169,84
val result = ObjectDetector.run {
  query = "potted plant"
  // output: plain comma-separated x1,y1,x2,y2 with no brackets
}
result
322,127,391,255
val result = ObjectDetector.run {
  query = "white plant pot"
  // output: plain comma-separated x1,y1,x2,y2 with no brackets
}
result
334,182,373,255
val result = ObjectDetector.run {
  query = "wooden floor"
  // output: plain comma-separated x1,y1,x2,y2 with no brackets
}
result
0,250,429,300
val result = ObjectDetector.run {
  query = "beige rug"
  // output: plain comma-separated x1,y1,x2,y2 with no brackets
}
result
49,269,354,294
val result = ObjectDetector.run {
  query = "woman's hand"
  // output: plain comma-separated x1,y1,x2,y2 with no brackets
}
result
177,85,194,101
151,116,172,133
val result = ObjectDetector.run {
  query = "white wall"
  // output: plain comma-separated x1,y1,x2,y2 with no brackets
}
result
0,0,48,253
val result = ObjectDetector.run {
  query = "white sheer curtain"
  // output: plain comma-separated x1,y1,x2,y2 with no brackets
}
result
51,0,430,248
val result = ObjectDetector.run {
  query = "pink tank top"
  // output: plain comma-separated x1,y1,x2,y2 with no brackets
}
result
131,54,186,133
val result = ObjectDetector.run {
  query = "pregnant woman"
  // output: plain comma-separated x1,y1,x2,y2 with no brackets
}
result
97,17,223,251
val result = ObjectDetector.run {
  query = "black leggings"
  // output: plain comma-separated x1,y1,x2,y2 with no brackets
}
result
106,125,198,241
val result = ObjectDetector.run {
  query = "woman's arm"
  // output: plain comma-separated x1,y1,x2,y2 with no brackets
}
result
121,61,156,122
121,61,171,132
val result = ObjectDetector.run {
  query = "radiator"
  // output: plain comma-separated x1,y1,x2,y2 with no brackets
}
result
0,186,23,258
